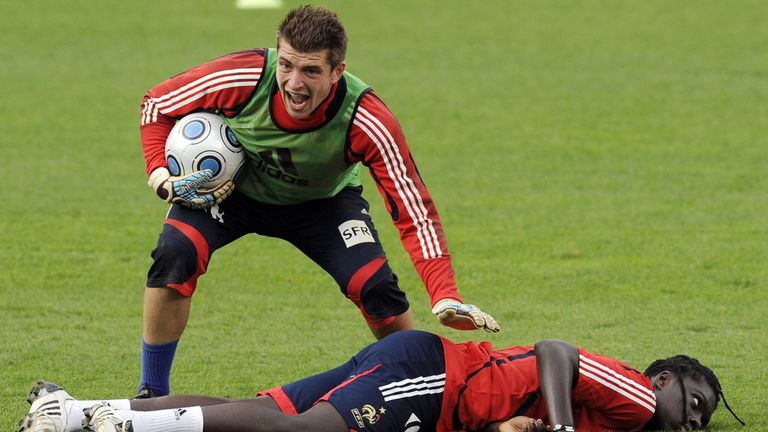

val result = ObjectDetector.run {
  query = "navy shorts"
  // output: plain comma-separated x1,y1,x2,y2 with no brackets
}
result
261,330,445,431
146,187,409,326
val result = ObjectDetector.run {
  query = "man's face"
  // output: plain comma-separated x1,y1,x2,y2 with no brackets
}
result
651,372,717,431
276,40,345,119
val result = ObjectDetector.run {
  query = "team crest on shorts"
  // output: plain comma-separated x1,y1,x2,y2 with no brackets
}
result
351,404,386,428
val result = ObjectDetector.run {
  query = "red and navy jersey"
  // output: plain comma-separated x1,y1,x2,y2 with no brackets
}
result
439,337,656,432
139,49,459,305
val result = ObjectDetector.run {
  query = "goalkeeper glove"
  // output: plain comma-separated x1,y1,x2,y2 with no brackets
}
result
432,298,500,333
148,167,234,210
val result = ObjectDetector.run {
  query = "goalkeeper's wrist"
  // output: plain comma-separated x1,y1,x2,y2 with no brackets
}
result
552,425,575,432
432,298,461,314
148,167,172,201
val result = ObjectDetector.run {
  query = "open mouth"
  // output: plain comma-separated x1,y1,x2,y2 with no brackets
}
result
285,91,309,111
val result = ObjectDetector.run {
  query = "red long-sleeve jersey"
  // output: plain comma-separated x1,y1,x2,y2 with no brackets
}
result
139,49,461,305
440,338,656,431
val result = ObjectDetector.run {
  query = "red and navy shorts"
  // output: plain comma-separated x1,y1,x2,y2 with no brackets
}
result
146,187,409,327
260,330,445,432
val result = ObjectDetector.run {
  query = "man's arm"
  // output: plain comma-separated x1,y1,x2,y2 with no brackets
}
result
139,49,267,176
138,50,266,209
348,92,498,332
348,93,455,301
485,341,578,432
534,339,579,430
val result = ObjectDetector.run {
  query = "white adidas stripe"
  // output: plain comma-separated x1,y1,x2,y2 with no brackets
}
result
379,373,445,391
142,69,261,125
141,68,262,125
141,98,154,125
580,369,656,414
579,355,656,413
354,112,431,258
160,79,260,114
380,379,445,397
153,68,262,104
580,356,655,397
354,108,436,258
383,387,445,402
155,73,261,110
378,374,446,402
360,106,442,258
143,80,260,125
354,107,442,259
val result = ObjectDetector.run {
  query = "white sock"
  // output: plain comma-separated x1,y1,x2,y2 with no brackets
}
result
121,406,204,432
65,399,131,431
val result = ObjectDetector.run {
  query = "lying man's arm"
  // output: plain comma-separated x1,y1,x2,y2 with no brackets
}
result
534,339,579,431
484,340,580,432
484,416,549,432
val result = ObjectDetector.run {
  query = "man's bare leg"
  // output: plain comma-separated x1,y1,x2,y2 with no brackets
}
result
369,307,414,339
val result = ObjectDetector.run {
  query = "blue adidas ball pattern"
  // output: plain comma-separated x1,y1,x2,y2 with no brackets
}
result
164,113,245,188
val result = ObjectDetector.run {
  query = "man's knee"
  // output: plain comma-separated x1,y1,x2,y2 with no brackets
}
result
147,220,210,297
346,257,410,328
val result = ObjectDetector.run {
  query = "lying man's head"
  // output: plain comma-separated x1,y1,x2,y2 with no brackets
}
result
644,355,722,430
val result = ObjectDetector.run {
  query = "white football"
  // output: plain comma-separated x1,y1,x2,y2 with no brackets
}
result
165,112,245,188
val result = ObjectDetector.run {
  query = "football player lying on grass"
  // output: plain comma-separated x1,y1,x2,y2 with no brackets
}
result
18,330,743,432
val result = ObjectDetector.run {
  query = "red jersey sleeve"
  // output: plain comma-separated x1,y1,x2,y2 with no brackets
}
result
571,348,656,431
348,92,461,306
139,49,267,176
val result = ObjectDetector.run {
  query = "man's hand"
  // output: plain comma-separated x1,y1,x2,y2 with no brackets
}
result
148,167,234,210
432,298,500,333
485,417,550,432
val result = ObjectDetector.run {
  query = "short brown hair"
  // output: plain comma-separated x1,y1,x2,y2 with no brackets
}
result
276,5,347,69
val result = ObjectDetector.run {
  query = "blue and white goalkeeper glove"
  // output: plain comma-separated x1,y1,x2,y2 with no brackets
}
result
148,167,234,210
432,298,500,333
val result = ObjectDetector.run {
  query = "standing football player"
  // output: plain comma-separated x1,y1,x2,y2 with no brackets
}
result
136,5,499,397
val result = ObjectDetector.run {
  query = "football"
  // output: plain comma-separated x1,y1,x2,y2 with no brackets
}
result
165,112,245,188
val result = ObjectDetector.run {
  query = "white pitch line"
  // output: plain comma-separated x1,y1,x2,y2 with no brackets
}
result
235,0,282,9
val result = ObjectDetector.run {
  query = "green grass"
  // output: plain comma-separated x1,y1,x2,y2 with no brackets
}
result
1,0,766,430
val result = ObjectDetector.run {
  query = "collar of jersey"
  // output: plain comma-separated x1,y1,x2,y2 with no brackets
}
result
270,78,346,133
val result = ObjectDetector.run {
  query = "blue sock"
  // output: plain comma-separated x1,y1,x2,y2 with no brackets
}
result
139,339,179,396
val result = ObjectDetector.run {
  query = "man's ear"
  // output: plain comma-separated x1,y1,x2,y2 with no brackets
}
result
330,61,346,84
654,371,674,389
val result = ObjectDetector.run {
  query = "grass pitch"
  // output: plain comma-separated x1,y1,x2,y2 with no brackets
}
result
1,1,766,430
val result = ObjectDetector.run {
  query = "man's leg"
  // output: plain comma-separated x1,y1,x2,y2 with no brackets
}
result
283,187,414,340
143,288,191,344
84,400,347,432
342,255,414,340
131,395,273,411
24,332,445,432
91,349,359,432
138,288,191,396
369,307,414,339
139,216,202,397
140,198,250,396
199,400,346,432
